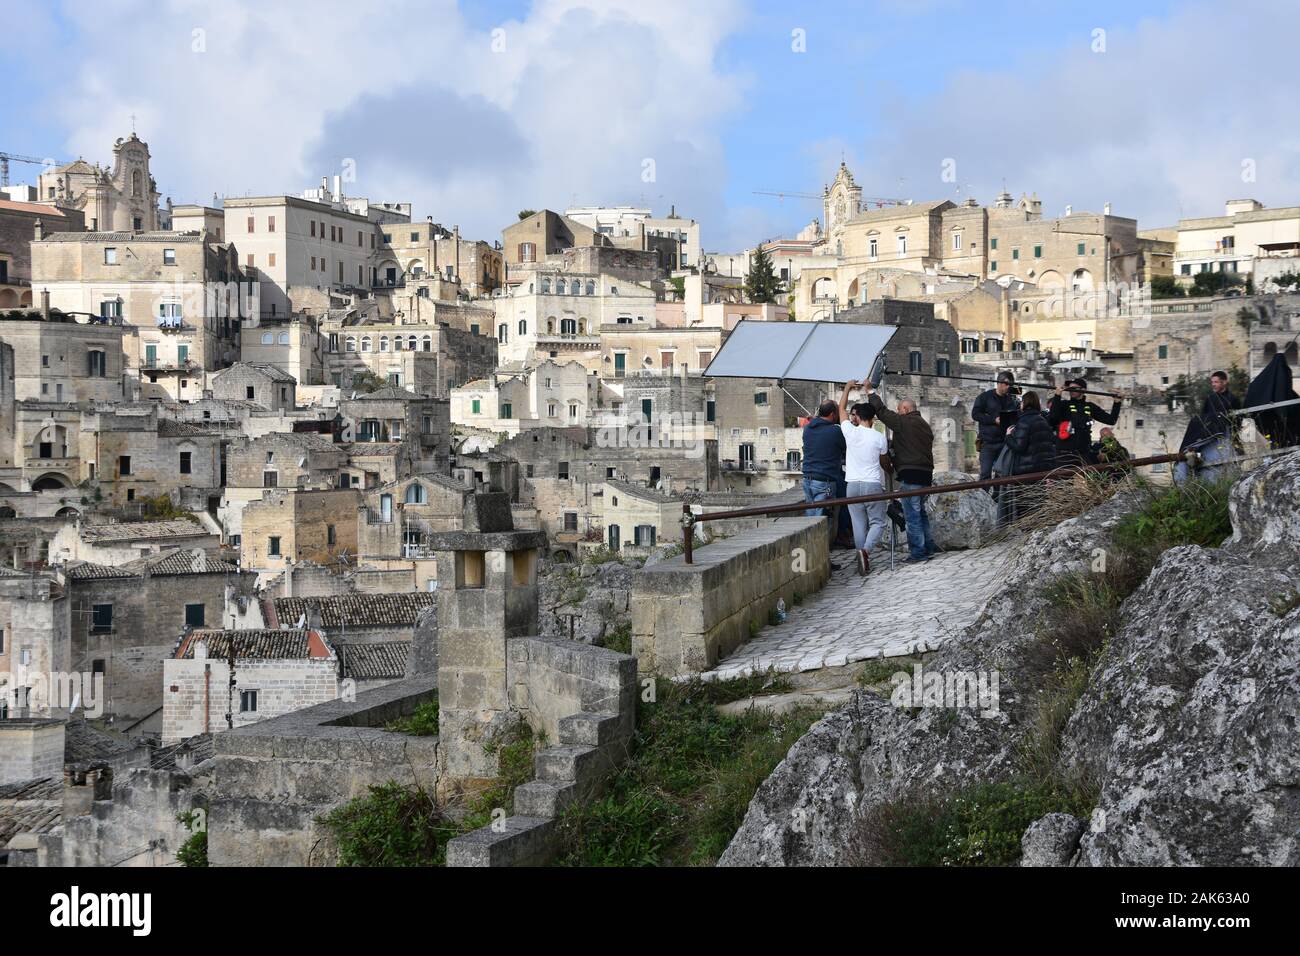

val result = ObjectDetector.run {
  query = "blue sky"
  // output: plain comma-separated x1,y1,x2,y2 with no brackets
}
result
2,0,1295,250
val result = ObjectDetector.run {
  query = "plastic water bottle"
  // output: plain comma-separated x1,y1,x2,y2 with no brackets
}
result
776,598,787,623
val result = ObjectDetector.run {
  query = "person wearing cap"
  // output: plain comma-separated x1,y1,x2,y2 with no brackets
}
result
972,371,1021,481
1047,377,1123,466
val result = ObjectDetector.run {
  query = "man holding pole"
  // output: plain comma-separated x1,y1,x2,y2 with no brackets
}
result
1047,378,1123,467
865,383,936,563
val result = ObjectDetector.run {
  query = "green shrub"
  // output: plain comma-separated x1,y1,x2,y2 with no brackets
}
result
175,810,208,867
858,657,911,688
318,782,455,867
385,696,439,736
602,621,632,655
854,778,1094,866
555,676,817,866
1112,478,1233,561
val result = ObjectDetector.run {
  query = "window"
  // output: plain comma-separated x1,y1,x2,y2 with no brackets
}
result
990,237,998,250
118,455,131,476
1033,245,1042,258
909,350,923,373
548,402,557,417
268,536,281,556
269,253,276,267
558,461,570,479
1012,248,1020,260
88,350,107,377
405,483,427,505
498,324,508,343
39,440,51,458
177,344,189,365
310,221,316,237
564,512,578,532
163,248,176,265
1077,242,1086,256
634,525,656,547
327,524,336,546
568,403,579,420
500,401,515,418
91,604,114,634
180,451,192,474
990,261,997,272
706,399,716,422
518,319,527,336
361,337,371,352
472,398,481,414
869,238,878,258
936,357,952,377
346,336,356,352
240,690,258,713
379,336,389,352
104,247,118,265
519,241,536,263
897,235,907,256
185,604,205,628
641,398,653,420
953,232,962,251
1158,345,1168,359
263,471,278,488
586,280,595,295
247,216,255,232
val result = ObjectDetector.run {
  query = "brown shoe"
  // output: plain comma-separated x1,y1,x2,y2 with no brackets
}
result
858,549,871,576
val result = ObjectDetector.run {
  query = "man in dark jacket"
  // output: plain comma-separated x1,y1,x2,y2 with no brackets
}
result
972,371,1021,480
1046,378,1123,466
1175,370,1241,483
802,400,846,539
865,385,935,562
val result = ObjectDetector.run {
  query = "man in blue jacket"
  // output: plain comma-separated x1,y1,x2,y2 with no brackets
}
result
802,400,846,540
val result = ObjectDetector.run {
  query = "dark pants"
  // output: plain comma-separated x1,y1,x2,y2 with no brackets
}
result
978,442,1002,481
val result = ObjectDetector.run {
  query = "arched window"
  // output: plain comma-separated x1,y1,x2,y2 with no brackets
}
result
346,337,356,352
547,318,555,334
379,336,389,352
131,169,141,197
586,280,595,295
408,336,417,351
498,324,508,343
518,319,527,336
405,483,427,504
261,332,274,344
394,336,403,350
561,318,577,335
279,331,290,344
578,319,587,334
421,336,431,352
361,336,371,352
557,279,566,295
541,279,551,294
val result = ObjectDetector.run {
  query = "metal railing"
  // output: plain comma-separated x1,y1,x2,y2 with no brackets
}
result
678,451,1197,563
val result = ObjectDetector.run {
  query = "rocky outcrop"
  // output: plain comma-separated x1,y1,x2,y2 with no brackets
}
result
1020,813,1086,866
1062,451,1300,866
721,452,1300,867
537,558,633,645
927,471,998,551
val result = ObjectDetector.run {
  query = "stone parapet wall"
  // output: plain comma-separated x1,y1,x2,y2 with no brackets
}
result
630,517,830,677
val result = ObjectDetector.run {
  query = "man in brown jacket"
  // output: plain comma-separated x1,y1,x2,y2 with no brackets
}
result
865,384,936,562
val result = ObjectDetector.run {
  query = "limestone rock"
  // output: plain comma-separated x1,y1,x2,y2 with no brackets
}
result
1020,813,1085,866
537,558,633,645
721,451,1300,867
926,471,998,551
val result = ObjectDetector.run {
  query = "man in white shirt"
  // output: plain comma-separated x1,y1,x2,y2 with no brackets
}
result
838,380,889,575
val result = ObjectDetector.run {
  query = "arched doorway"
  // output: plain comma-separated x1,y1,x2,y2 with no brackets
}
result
31,473,71,491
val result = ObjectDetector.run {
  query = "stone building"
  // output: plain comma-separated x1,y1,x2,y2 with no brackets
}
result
240,314,325,387
0,200,85,310
50,519,220,566
240,487,361,577
565,205,701,271
30,228,248,389
357,472,475,575
210,362,297,411
0,308,129,403
62,550,254,726
323,318,496,397
161,628,338,743
449,360,595,434
338,386,450,473
0,570,70,719
502,210,603,268
269,591,436,646
37,133,162,233
375,219,503,296
1173,199,1300,285
220,194,389,319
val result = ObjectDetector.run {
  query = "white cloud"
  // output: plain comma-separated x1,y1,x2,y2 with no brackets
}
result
36,0,752,247
858,0,1300,226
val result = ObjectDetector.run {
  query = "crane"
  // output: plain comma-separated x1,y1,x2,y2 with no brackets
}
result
751,189,911,209
0,151,73,188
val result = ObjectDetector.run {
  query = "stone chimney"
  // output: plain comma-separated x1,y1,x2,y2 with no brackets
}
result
63,765,113,818
33,218,45,242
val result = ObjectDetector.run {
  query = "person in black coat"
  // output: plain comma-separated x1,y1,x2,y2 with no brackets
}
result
972,371,1021,480
1047,377,1123,466
1001,391,1056,522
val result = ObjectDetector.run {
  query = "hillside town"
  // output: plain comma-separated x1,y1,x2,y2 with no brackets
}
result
0,121,1297,877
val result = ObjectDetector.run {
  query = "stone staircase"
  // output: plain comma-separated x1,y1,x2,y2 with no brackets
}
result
513,712,622,818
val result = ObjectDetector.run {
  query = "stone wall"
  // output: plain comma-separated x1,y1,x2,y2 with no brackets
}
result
631,516,830,677
0,719,64,785
207,677,439,867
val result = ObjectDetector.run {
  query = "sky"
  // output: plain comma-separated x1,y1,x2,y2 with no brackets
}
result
2,0,1298,252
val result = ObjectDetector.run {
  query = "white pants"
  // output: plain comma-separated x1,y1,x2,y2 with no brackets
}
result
846,480,886,551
